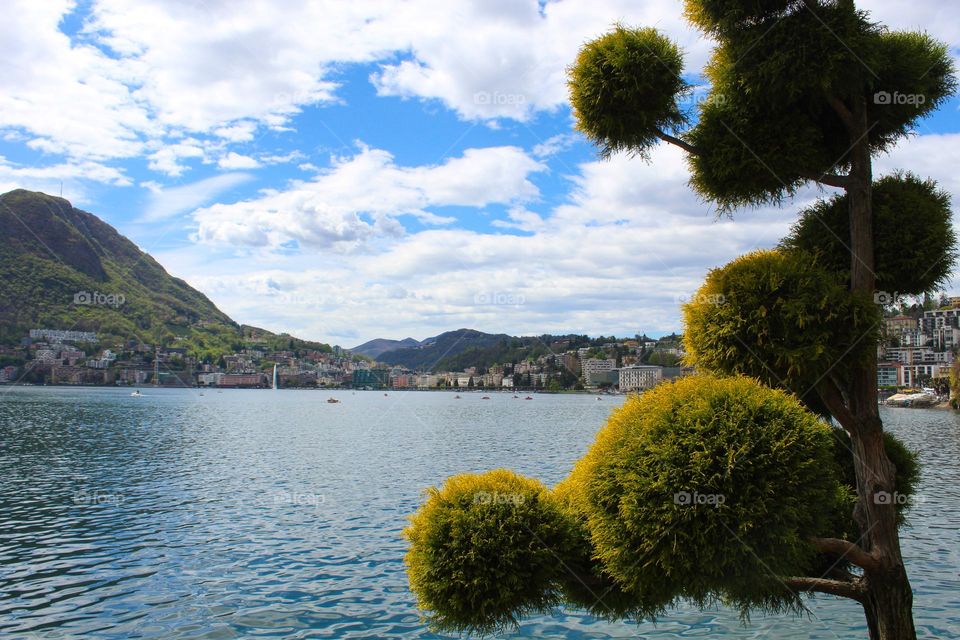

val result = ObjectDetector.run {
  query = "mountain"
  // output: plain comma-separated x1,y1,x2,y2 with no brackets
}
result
370,329,596,371
350,336,422,359
372,329,509,369
0,189,331,357
369,329,667,371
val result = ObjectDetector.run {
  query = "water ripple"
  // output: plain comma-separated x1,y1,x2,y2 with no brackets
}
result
0,387,957,638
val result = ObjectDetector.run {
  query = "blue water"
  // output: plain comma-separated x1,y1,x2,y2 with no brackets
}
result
0,387,957,639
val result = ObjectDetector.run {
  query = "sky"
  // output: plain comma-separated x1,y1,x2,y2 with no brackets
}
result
2,0,959,348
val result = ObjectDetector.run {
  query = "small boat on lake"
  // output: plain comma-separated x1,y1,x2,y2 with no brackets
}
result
130,389,142,397
327,398,340,404
481,396,491,400
524,396,533,400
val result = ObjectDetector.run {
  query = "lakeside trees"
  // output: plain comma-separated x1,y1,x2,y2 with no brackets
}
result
404,2,955,639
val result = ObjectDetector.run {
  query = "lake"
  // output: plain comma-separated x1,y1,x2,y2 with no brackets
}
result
0,387,957,639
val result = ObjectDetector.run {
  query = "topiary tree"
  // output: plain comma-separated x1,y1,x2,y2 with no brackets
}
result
563,3,954,638
404,3,955,639
404,375,921,633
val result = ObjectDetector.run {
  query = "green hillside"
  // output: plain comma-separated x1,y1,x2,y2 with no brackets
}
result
0,189,331,359
374,329,633,371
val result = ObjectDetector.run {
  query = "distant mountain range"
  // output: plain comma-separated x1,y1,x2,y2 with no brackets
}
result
351,329,662,371
0,189,332,357
350,336,425,359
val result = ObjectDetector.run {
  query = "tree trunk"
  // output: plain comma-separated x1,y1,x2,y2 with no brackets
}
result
845,96,917,640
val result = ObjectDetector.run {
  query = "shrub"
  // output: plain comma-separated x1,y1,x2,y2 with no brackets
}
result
403,469,575,634
683,250,880,398
568,25,687,159
781,173,956,296
560,375,845,614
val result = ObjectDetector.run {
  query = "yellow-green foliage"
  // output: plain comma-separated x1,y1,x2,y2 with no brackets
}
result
403,470,575,634
562,375,844,615
568,25,687,159
781,173,957,296
684,0,797,35
551,479,648,620
683,250,880,396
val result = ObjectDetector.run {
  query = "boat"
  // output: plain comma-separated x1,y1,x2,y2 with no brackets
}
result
327,397,340,404
513,395,519,398
454,394,461,399
130,389,142,397
524,396,533,400
481,396,491,400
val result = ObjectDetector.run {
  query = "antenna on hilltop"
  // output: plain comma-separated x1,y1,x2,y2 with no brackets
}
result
59,181,63,197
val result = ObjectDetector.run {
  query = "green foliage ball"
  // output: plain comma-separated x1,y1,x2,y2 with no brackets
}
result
683,250,880,396
403,469,575,634
869,32,957,150
686,92,830,209
684,0,797,34
781,173,957,296
568,26,687,158
564,375,843,614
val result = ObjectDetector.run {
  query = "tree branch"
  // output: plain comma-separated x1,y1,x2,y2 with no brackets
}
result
783,576,866,602
828,96,856,131
655,129,700,155
797,170,851,189
812,537,881,573
816,379,857,432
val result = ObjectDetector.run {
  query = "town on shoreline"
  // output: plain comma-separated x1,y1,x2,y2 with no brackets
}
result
3,296,959,399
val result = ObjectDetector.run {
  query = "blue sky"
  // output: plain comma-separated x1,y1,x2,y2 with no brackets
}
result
2,0,959,347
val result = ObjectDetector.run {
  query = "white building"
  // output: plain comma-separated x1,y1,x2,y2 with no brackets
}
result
900,364,946,387
619,365,663,392
582,358,616,386
198,372,224,386
35,349,60,364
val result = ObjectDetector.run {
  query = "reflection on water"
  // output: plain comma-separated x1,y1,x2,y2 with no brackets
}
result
0,387,957,638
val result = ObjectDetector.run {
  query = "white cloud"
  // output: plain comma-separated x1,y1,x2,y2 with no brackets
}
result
0,1,152,160
160,143,796,343
218,152,260,170
155,129,960,345
0,155,131,204
371,0,708,122
2,0,956,179
141,173,254,222
147,141,207,176
532,133,579,158
192,144,546,250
